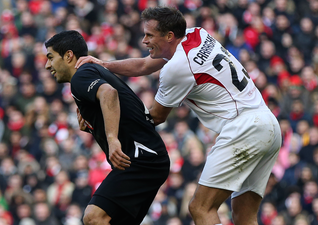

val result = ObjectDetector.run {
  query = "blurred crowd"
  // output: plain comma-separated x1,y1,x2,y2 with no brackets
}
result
0,0,318,225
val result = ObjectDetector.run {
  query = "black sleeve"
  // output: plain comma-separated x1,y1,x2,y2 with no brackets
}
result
71,66,108,103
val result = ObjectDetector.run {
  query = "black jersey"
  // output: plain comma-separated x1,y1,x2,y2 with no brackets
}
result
71,64,167,167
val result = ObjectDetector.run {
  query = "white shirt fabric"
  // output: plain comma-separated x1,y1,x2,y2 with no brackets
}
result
155,27,265,133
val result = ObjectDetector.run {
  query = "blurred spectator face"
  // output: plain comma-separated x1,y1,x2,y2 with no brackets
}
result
312,197,318,215
262,7,275,23
34,202,50,221
12,51,26,69
309,127,318,145
1,78,17,99
288,76,303,98
290,99,304,114
50,98,64,116
33,96,48,114
16,0,29,13
262,202,276,216
42,139,59,156
304,180,318,198
168,172,184,189
0,218,9,225
33,189,47,203
17,203,32,220
310,0,318,12
300,166,314,182
0,143,9,159
279,118,291,134
288,152,299,166
8,174,23,189
187,142,204,166
21,11,35,27
275,14,289,30
174,121,190,138
300,66,315,84
66,18,81,31
55,6,68,24
39,0,52,16
113,24,126,40
300,17,313,33
290,57,305,74
139,90,154,109
66,204,83,220
105,0,118,13
73,155,89,171
260,40,275,59
19,72,33,84
159,131,178,151
296,120,309,136
275,0,287,11
247,2,261,17
75,171,89,188
286,193,302,217
238,49,251,63
184,13,196,28
1,157,17,175
42,77,58,96
166,217,182,225
238,0,248,7
20,82,36,99
271,214,287,225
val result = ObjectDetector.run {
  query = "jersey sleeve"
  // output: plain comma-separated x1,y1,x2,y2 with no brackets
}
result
71,67,107,103
155,52,195,108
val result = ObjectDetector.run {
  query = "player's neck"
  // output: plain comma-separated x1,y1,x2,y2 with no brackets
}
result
69,60,78,80
166,36,184,60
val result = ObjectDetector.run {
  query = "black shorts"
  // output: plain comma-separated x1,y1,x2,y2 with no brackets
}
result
88,152,170,225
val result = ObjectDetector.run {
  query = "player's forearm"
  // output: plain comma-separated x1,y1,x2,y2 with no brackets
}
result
97,85,120,141
103,56,166,77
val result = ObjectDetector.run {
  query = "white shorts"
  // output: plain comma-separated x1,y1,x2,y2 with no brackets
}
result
198,106,282,198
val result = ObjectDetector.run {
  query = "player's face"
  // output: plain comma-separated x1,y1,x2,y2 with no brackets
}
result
142,20,171,59
45,47,71,83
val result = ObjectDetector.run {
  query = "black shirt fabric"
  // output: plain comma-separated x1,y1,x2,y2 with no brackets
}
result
71,63,167,167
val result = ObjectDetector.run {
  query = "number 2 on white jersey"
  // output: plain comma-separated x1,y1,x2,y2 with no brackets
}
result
212,52,250,92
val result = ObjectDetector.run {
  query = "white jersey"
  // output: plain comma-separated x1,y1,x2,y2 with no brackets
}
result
155,27,266,133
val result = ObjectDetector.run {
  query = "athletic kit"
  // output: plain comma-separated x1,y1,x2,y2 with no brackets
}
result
71,64,170,225
155,27,281,198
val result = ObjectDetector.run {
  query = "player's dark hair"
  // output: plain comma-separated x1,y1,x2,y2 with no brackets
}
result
45,30,88,59
141,6,186,39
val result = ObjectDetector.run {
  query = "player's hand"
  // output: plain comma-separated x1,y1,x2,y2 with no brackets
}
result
77,108,87,131
108,138,131,170
75,55,103,69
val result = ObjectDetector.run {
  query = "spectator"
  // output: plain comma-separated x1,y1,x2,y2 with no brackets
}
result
71,170,92,212
33,202,59,225
298,127,318,165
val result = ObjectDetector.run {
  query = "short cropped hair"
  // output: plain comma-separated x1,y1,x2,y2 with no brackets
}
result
45,30,88,59
141,6,186,39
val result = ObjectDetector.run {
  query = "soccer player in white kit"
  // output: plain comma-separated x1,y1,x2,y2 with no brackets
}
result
75,6,282,225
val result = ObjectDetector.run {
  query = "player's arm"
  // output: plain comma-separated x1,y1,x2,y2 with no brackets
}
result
76,108,90,132
96,83,131,170
149,101,173,126
75,55,167,77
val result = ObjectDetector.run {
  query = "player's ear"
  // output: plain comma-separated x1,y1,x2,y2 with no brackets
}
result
166,31,174,42
65,50,74,63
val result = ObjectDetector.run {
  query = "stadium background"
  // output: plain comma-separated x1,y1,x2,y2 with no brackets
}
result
0,0,318,224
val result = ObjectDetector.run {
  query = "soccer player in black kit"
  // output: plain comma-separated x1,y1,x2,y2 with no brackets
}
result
44,30,170,225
